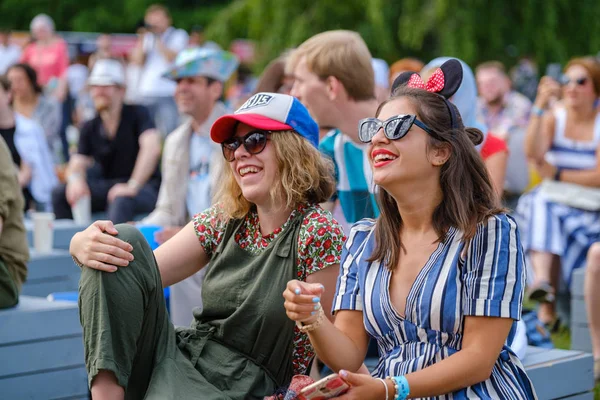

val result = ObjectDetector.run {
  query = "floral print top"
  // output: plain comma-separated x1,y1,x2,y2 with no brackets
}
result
193,203,346,375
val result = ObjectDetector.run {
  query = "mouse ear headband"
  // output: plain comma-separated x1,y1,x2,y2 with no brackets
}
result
390,59,464,129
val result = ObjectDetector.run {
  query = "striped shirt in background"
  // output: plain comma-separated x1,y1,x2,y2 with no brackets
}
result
516,107,600,286
333,214,537,399
319,129,379,224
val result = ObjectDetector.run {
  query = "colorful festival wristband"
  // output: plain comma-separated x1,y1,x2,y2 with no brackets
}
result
391,376,410,400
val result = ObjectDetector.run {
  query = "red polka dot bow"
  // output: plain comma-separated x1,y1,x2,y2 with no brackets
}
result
407,68,445,93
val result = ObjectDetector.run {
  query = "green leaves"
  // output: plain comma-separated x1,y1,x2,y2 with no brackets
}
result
3,0,598,71
206,0,600,70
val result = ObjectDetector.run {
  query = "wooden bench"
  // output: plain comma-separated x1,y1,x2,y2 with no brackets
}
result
570,268,593,353
22,249,80,298
0,296,88,399
523,346,594,399
25,219,86,250
25,216,150,250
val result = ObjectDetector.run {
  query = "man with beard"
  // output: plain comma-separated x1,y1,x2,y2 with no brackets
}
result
52,59,161,223
139,48,238,326
476,61,532,141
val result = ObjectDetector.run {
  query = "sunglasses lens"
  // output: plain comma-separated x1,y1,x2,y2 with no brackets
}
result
244,132,267,154
359,120,381,143
222,140,239,161
563,76,588,86
384,118,401,138
384,116,414,140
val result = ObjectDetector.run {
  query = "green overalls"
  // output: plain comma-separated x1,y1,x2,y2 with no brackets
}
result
79,213,304,399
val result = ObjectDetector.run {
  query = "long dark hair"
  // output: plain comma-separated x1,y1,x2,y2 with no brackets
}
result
8,63,43,94
369,87,503,269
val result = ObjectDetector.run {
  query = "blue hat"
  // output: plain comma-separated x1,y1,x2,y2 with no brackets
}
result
163,48,239,82
210,92,320,148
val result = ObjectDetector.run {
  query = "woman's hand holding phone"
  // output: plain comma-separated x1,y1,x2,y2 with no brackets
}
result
298,371,391,400
535,76,562,110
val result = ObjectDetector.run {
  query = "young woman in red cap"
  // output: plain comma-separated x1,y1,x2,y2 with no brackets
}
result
69,92,345,399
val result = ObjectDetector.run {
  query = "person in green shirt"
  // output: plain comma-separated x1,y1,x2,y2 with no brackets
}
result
0,135,29,309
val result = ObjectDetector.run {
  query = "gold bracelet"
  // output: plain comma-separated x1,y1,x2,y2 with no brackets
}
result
296,305,324,333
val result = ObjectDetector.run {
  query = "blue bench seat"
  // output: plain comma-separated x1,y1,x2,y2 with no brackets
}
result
0,296,87,399
23,249,79,298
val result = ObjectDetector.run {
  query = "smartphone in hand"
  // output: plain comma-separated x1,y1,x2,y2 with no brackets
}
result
545,63,563,83
298,374,350,400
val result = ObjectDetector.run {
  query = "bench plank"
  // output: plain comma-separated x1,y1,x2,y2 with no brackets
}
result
0,336,84,377
0,366,88,400
24,250,80,297
571,323,593,353
523,347,593,400
25,219,86,250
27,250,75,280
571,297,588,325
572,268,585,297
561,392,594,400
21,278,80,298
0,296,81,345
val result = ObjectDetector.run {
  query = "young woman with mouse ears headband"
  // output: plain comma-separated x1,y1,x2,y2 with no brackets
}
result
284,59,537,399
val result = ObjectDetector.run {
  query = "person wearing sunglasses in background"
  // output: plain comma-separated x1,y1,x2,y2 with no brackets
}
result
516,57,600,330
284,60,537,399
138,48,238,327
69,92,345,399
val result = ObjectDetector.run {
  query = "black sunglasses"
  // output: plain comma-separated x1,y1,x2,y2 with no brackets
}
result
358,114,434,143
221,130,270,162
560,76,588,86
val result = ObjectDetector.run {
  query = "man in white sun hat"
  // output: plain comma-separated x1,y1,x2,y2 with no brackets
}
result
52,58,162,223
140,47,238,326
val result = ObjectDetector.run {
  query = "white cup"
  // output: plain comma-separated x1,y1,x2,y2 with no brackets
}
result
32,212,55,253
72,196,91,226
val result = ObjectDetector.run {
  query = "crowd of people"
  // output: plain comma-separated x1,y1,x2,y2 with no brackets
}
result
1,3,600,399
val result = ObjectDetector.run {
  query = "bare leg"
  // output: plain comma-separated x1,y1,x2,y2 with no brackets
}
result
585,243,600,362
529,250,560,324
530,250,554,284
91,370,125,400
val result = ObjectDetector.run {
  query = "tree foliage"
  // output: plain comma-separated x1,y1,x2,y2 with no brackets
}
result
1,0,598,71
205,0,600,69
0,0,229,34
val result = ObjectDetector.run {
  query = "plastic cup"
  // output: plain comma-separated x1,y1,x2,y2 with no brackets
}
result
32,212,55,253
137,225,163,250
71,195,91,225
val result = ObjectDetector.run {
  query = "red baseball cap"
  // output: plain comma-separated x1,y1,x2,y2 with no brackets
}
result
210,92,319,147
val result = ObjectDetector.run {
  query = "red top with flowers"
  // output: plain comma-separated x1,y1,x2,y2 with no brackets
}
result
192,203,345,375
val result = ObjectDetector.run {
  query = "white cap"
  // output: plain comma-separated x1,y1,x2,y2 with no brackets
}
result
88,59,125,87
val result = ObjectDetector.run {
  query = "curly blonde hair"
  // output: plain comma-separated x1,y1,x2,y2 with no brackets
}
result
215,131,336,219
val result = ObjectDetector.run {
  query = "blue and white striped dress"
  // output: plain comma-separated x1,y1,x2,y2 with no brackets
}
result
516,107,600,285
333,214,537,399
